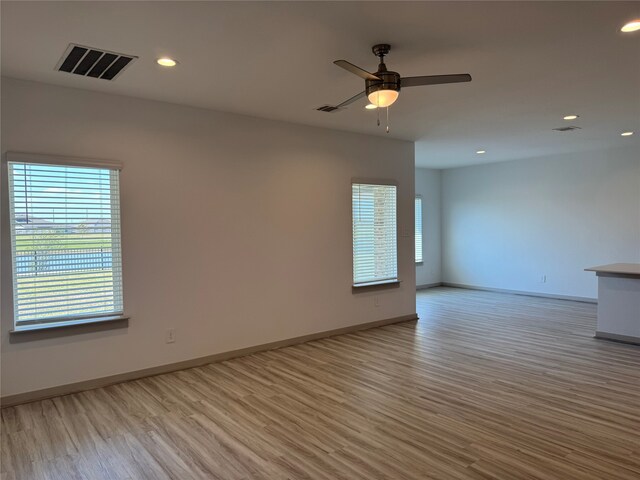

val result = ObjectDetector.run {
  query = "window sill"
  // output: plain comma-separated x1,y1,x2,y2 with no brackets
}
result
352,280,401,292
9,315,129,342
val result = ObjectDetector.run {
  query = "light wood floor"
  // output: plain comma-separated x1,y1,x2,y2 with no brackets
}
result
2,287,640,479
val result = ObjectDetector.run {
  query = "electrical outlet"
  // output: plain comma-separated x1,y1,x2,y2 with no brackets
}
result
166,328,176,344
374,296,380,307
541,275,547,283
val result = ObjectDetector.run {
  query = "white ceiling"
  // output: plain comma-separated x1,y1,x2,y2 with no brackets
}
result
1,1,638,168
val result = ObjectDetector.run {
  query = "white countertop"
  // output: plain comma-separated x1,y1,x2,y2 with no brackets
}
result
585,263,640,277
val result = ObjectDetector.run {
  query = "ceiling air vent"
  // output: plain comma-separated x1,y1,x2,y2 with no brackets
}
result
55,44,137,81
553,126,582,132
316,105,340,112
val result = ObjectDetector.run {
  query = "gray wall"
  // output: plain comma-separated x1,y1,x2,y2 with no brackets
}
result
441,147,640,300
1,78,416,397
415,167,441,287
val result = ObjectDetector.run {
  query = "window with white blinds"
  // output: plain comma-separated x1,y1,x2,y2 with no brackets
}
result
352,183,398,286
415,196,423,263
8,160,123,328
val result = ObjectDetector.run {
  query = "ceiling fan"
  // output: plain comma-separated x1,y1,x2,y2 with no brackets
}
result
319,44,472,115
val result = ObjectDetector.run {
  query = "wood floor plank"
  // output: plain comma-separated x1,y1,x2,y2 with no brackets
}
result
2,287,639,479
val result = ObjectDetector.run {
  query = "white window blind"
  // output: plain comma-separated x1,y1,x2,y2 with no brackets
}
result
415,196,423,263
8,161,123,328
352,183,398,286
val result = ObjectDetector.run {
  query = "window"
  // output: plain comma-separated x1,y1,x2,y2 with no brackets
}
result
352,183,397,286
415,196,423,263
7,155,124,330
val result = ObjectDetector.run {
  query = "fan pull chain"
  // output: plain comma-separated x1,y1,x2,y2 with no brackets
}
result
386,106,390,133
377,105,380,127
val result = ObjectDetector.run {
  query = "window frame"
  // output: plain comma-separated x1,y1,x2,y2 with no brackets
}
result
5,152,126,333
415,195,423,264
351,179,399,288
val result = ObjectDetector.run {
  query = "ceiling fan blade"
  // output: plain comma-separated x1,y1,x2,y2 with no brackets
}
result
334,60,380,81
336,91,366,109
401,74,472,87
317,91,366,113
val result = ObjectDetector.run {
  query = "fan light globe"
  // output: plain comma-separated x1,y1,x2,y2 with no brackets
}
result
368,90,399,108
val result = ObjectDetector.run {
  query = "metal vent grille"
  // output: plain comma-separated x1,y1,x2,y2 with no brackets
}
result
316,105,340,112
553,126,582,132
56,44,137,81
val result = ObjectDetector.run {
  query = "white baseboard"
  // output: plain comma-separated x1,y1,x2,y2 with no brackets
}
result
441,282,597,304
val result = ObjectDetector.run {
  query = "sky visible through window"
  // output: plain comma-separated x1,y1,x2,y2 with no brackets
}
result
11,164,113,226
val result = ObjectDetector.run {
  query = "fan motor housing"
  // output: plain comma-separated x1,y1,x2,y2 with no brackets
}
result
365,70,401,97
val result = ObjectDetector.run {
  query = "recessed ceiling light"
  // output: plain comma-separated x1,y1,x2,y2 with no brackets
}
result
621,131,634,136
365,104,378,110
621,20,640,32
563,114,579,120
157,57,177,67
476,150,486,154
